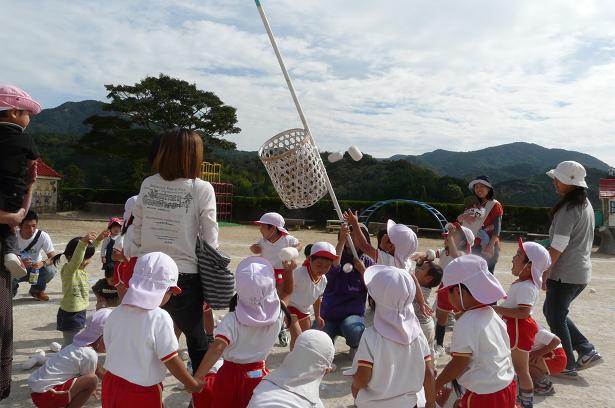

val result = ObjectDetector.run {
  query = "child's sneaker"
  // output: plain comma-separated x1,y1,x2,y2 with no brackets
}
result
434,344,445,358
577,350,603,371
534,378,555,396
4,253,27,278
278,328,289,347
557,367,579,379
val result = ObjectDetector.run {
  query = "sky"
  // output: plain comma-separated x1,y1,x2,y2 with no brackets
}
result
3,0,615,166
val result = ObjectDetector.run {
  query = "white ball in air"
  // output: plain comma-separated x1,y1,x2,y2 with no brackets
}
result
347,145,363,161
425,249,436,261
279,247,299,262
328,152,344,163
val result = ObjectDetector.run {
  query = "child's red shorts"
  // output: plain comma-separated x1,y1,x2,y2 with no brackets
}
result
543,347,567,375
287,306,311,321
102,371,163,408
503,316,538,352
437,283,458,313
274,268,285,285
191,372,216,408
210,360,268,408
459,379,517,408
113,257,138,287
31,377,75,408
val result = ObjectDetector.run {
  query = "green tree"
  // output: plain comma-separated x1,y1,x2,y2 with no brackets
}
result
78,74,241,187
62,164,85,188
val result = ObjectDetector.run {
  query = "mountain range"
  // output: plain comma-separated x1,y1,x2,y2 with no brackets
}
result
29,100,610,207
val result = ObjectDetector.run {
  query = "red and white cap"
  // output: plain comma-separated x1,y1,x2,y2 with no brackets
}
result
0,85,42,115
108,217,123,228
72,308,112,347
309,242,337,260
440,254,506,305
255,212,288,235
123,252,182,310
518,239,551,288
235,256,280,327
446,223,476,253
364,265,421,345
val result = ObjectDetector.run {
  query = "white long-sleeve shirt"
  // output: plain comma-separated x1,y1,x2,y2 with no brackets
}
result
130,174,219,274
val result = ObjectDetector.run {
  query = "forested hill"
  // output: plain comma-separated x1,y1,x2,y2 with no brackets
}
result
29,100,608,207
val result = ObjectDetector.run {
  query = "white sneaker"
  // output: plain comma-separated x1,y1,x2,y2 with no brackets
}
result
4,253,27,278
434,345,445,358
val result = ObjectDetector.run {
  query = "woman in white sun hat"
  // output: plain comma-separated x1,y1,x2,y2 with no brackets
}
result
543,161,602,377
467,176,503,273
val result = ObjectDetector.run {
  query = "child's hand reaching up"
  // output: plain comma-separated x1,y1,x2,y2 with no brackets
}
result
342,209,359,226
97,230,111,241
82,232,98,243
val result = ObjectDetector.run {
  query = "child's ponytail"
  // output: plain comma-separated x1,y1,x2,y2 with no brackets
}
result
51,236,97,266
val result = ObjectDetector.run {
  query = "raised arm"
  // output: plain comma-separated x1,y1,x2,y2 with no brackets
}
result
343,210,377,260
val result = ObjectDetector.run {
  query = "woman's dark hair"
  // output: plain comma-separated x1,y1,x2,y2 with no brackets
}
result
229,293,293,328
376,229,387,250
52,237,96,266
473,186,494,202
549,187,588,219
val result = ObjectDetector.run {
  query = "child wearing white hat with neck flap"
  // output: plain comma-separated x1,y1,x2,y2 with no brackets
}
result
247,329,335,408
193,256,299,408
102,252,202,407
347,264,436,408
435,254,516,408
29,308,111,408
492,240,551,408
344,210,431,316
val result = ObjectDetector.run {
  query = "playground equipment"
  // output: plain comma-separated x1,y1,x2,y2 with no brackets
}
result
201,161,233,221
358,199,449,231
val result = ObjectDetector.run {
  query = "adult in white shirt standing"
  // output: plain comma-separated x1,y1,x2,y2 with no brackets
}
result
130,128,219,372
13,211,57,301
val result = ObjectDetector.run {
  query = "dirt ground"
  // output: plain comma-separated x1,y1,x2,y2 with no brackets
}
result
5,217,615,407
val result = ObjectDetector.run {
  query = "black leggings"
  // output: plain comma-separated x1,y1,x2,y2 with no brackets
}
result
162,273,207,372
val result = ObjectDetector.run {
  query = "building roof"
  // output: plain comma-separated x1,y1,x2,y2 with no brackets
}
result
599,178,615,198
36,158,62,179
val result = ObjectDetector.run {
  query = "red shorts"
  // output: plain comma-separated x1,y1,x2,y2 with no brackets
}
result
437,283,458,313
102,371,163,408
287,306,310,321
31,377,75,408
113,257,138,287
503,316,538,351
211,360,268,408
543,347,567,375
192,372,216,408
274,268,285,285
459,380,517,408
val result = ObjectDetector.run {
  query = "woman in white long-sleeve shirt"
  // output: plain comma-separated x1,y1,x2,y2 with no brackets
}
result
130,128,219,371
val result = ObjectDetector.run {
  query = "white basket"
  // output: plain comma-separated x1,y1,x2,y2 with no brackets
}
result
258,128,329,209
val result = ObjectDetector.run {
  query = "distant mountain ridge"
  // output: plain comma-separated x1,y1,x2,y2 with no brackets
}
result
28,100,112,135
391,143,610,182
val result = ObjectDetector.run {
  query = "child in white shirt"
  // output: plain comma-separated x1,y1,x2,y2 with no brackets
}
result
193,256,300,408
282,242,337,348
435,255,516,408
250,212,302,299
348,264,436,408
247,329,335,408
529,326,566,396
102,252,202,407
29,308,111,408
343,211,430,316
493,240,551,408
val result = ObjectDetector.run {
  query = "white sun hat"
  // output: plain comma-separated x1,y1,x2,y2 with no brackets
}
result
386,220,418,267
440,254,506,305
546,161,588,188
519,239,552,288
255,212,289,235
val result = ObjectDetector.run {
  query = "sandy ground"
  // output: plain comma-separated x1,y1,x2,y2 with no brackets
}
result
4,217,615,407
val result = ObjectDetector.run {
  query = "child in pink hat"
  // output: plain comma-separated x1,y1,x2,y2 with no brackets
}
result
102,252,202,407
192,256,300,408
435,255,516,408
281,242,337,348
346,264,436,407
29,308,111,408
492,240,551,408
0,85,42,278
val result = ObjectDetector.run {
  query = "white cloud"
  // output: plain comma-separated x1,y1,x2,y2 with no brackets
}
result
2,0,615,167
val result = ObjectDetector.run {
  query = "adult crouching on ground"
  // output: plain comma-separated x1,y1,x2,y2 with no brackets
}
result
468,176,503,273
543,161,602,376
130,128,219,372
13,210,57,301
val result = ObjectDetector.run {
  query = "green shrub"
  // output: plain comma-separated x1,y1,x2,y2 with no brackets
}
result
59,188,135,210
